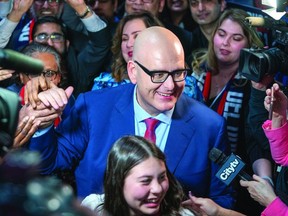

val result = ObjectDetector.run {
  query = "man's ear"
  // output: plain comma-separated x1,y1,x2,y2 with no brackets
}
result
127,60,137,84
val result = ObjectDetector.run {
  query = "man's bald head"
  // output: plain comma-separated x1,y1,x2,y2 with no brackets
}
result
127,26,186,116
133,26,184,63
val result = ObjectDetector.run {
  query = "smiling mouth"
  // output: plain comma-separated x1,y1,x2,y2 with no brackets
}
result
41,11,52,15
146,198,159,203
158,92,172,97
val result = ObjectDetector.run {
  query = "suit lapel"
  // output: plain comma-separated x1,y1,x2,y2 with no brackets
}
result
164,96,196,173
110,84,135,139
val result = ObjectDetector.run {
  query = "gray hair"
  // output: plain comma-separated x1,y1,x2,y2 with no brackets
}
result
21,42,62,74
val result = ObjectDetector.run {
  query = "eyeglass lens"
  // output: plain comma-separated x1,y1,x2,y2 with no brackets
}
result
35,33,64,43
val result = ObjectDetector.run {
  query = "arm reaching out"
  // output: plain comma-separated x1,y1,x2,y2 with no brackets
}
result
182,193,246,216
24,76,74,109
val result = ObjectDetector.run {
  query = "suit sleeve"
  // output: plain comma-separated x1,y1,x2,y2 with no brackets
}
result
27,94,89,174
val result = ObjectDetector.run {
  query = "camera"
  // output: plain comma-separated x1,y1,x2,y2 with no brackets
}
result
0,88,20,156
239,17,288,82
0,150,89,216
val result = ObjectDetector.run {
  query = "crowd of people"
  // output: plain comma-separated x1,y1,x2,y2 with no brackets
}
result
0,0,287,215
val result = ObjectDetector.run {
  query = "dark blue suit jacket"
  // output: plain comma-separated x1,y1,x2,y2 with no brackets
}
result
29,83,235,208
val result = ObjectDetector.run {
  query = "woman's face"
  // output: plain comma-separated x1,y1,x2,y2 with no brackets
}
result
123,157,169,216
121,18,147,63
213,18,248,66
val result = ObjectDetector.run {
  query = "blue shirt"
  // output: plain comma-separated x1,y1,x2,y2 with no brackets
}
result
133,86,174,151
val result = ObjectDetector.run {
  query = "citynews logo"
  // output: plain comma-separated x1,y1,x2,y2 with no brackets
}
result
220,158,240,180
215,154,245,185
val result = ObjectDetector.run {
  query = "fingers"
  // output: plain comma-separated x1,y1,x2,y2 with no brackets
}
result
0,69,15,81
13,116,40,148
24,76,52,108
252,174,265,182
65,86,74,99
240,174,262,188
38,88,66,110
37,85,73,110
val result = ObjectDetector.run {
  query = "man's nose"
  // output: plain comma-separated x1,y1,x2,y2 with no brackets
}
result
42,0,50,8
162,74,175,89
197,1,205,11
45,38,54,46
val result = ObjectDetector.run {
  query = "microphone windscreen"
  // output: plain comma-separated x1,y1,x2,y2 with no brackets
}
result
0,49,44,75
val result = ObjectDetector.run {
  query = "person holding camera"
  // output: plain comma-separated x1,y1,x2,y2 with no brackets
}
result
191,8,273,215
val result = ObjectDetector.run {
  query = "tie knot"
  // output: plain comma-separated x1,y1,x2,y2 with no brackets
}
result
144,118,160,130
144,118,160,144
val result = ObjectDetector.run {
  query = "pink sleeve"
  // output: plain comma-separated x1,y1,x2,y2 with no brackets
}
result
261,197,288,216
262,120,288,166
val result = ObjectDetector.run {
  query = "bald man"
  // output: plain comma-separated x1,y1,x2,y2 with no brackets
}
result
26,26,234,208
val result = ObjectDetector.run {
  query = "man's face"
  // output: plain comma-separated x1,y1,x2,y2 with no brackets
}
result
166,0,188,13
33,23,67,55
21,52,61,86
127,42,185,116
189,0,225,26
31,0,63,18
87,0,117,22
125,0,165,17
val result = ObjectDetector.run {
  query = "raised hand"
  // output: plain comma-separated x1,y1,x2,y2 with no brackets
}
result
65,0,92,18
24,76,55,108
7,0,33,22
38,85,74,110
13,116,40,148
264,83,287,128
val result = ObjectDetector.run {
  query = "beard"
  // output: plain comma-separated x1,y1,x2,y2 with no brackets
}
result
29,4,64,20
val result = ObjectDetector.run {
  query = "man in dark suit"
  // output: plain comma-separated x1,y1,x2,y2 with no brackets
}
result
25,26,234,209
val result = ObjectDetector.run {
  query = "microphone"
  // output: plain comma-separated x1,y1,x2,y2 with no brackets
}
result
209,148,252,185
0,49,44,75
245,16,288,31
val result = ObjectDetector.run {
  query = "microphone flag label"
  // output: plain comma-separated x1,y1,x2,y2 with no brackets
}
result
215,153,246,185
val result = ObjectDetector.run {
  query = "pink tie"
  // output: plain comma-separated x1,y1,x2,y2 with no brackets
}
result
144,118,160,144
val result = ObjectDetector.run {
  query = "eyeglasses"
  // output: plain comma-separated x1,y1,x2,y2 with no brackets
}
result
42,70,59,79
190,0,214,7
127,0,154,4
34,33,65,43
34,0,61,6
27,70,59,79
134,61,189,83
